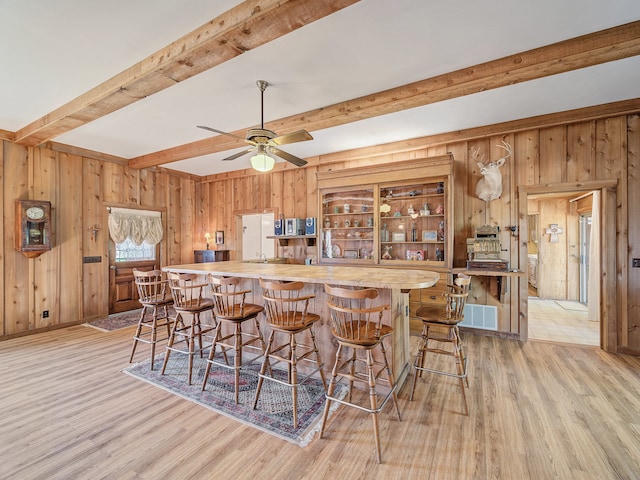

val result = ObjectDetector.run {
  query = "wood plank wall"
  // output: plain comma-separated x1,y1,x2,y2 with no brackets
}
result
196,114,639,354
1,112,639,354
1,143,197,338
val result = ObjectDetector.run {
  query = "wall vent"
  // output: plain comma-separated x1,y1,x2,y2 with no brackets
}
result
460,303,498,331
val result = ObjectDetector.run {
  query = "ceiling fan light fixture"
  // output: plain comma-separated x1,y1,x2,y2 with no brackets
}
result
198,79,311,169
250,151,275,172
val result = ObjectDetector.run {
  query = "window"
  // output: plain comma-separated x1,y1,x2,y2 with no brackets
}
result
107,207,163,262
115,237,156,262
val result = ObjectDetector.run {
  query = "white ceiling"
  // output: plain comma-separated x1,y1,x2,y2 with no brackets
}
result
2,0,640,176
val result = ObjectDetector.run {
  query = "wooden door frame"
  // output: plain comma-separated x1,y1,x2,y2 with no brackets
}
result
518,180,617,352
104,205,167,314
234,208,278,261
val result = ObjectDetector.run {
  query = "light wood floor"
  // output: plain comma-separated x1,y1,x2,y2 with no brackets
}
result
528,297,599,346
1,324,639,479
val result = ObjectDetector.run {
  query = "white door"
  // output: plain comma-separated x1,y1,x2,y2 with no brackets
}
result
242,213,275,260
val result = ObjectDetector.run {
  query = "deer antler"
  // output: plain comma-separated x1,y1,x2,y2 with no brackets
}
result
495,140,512,162
472,147,484,164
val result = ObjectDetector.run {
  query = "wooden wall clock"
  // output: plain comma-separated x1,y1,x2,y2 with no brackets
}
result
16,200,52,258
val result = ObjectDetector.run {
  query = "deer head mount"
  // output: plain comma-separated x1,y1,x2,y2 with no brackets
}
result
474,141,512,202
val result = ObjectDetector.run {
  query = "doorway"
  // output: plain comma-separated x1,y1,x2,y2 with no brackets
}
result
519,181,617,351
240,212,275,261
526,190,598,345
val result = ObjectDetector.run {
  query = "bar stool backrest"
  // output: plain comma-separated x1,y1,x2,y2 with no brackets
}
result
259,279,314,328
167,272,207,310
208,275,251,318
324,284,389,343
133,269,168,305
444,274,471,323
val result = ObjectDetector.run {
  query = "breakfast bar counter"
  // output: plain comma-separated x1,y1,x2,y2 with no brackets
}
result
163,261,440,385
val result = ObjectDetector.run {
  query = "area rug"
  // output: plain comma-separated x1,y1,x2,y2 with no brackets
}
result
123,351,343,446
85,307,176,332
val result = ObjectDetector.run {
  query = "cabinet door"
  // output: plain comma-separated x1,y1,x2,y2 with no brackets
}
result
379,180,448,267
319,187,375,264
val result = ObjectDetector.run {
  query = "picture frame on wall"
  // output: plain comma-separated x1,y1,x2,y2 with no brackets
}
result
215,231,224,245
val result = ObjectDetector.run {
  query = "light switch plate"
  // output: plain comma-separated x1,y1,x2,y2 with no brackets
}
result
633,258,640,268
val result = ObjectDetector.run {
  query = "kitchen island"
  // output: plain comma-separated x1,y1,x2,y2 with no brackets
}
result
163,261,439,386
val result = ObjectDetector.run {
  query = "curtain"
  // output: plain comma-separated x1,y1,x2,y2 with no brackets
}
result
587,191,601,323
107,208,163,246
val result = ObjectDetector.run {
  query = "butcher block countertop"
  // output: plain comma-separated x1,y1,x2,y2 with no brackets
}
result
162,261,440,290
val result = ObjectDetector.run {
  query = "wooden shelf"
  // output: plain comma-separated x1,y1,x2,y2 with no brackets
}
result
267,235,316,247
453,268,525,302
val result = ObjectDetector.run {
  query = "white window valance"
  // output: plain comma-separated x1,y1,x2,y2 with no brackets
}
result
108,208,163,246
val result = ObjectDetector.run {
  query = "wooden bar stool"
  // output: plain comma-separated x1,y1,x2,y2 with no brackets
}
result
253,279,326,428
202,275,266,404
129,269,174,369
410,274,471,415
322,284,401,464
162,272,216,385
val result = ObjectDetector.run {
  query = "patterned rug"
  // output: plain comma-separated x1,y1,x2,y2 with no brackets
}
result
85,307,176,332
123,351,343,446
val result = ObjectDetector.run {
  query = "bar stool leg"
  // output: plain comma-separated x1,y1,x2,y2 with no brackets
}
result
347,347,357,403
253,331,275,410
453,328,469,416
187,315,199,385
234,323,243,404
379,340,401,421
309,327,327,390
128,306,147,364
410,324,430,401
320,344,343,438
161,313,183,375
290,333,299,429
150,307,160,369
164,305,172,337
366,349,382,464
201,320,224,393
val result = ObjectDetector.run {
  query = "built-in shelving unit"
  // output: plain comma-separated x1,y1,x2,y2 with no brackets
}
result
316,155,453,269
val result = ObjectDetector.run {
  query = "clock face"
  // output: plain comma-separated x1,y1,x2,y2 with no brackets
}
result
26,206,45,220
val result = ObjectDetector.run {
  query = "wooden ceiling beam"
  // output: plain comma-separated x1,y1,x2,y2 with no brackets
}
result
13,0,360,147
128,20,640,170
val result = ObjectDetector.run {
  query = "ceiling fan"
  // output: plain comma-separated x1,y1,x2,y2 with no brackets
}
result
197,80,313,170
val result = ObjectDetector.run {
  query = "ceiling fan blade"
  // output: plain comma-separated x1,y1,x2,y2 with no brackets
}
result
270,129,313,146
270,147,307,167
197,125,246,141
222,147,255,161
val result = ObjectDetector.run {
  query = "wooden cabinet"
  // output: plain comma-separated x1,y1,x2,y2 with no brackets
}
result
317,155,453,269
193,250,229,263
